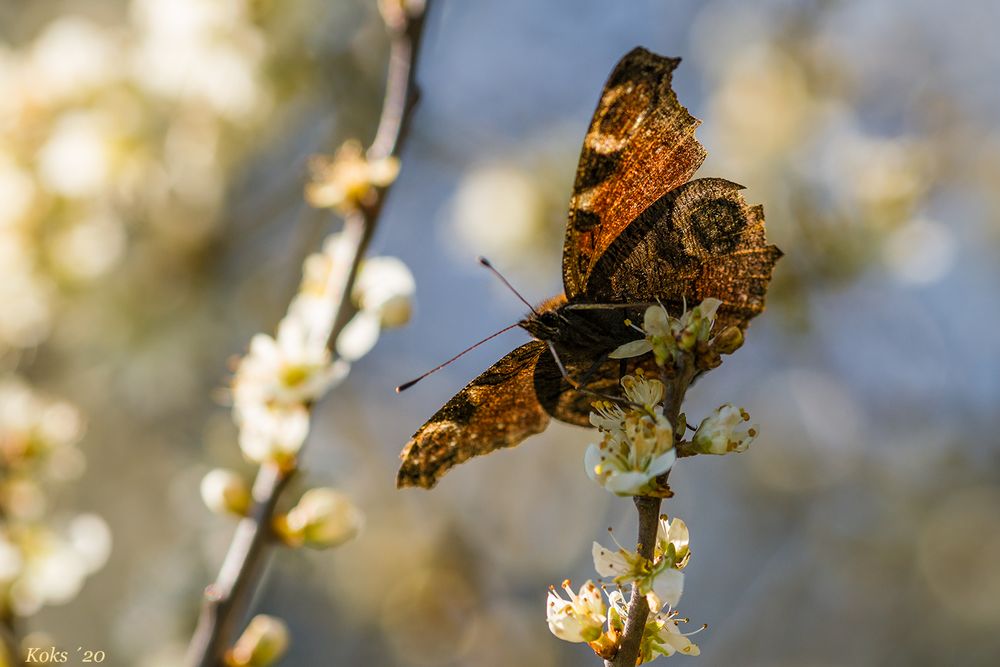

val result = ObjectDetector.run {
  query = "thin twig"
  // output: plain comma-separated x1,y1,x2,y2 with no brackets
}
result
608,361,695,667
184,4,431,665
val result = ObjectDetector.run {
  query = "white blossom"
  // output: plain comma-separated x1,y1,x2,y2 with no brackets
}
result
691,404,757,455
640,608,703,661
237,403,310,465
610,299,723,365
546,580,607,643
585,377,676,496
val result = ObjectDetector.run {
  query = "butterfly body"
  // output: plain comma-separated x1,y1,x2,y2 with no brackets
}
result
397,48,781,489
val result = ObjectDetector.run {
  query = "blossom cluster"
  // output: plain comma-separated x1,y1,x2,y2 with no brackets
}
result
610,299,743,371
201,215,413,548
0,380,110,617
555,299,763,662
546,515,702,663
225,231,414,470
584,372,757,497
584,372,677,496
585,301,759,498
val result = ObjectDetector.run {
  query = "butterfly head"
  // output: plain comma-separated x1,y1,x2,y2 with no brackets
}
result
519,307,565,342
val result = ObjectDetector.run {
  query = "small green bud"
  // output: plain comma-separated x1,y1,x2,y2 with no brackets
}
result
712,326,744,355
228,615,289,667
275,488,363,549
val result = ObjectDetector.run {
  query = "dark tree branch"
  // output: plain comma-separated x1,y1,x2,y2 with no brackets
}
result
185,4,432,665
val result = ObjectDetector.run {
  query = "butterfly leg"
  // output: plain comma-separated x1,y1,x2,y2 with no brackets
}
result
546,340,581,389
545,342,637,408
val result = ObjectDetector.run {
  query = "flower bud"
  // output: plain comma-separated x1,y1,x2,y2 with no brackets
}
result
691,404,756,455
229,615,289,667
200,469,251,517
711,325,744,355
276,488,363,549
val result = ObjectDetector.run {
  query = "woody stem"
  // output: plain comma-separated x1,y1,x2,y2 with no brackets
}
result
607,359,694,667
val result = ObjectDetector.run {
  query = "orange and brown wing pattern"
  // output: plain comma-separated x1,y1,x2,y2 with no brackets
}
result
397,341,551,489
584,178,782,331
562,47,706,298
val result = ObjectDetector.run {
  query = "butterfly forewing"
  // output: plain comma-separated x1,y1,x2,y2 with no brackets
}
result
583,178,782,331
397,341,550,488
562,47,706,298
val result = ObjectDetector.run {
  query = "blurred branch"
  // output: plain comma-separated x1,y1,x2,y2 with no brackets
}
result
184,3,431,665
0,610,22,666
607,364,693,667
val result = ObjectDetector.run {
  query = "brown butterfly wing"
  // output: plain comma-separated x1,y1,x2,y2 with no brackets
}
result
535,351,666,427
562,47,706,298
583,178,782,331
397,341,551,489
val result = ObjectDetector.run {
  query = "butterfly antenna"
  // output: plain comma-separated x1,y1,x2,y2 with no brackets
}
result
395,322,521,392
478,257,539,316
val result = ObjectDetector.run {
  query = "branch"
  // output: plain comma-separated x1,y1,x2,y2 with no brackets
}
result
185,4,431,665
608,495,662,666
608,361,695,667
0,611,23,666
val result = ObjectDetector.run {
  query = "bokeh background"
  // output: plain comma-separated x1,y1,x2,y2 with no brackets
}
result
2,0,999,665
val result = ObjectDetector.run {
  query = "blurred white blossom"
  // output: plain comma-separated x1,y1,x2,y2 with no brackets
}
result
200,469,251,517
237,403,310,466
336,255,415,361
37,111,116,198
234,319,347,409
306,141,400,214
277,488,363,549
28,16,123,103
7,516,111,616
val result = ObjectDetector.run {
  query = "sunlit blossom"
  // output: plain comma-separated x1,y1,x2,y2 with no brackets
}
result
639,608,703,662
592,517,690,611
546,579,606,643
611,299,723,366
233,316,348,409
690,404,756,455
585,374,676,496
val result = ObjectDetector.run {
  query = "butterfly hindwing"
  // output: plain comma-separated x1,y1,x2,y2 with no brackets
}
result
535,351,667,426
397,341,551,489
562,47,707,298
584,178,782,331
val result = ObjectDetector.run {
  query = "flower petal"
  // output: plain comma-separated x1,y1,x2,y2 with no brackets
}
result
609,339,652,359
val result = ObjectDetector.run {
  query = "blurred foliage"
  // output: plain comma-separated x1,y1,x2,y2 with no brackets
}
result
0,0,998,665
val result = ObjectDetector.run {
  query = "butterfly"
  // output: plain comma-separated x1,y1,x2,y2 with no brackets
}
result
397,47,781,489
